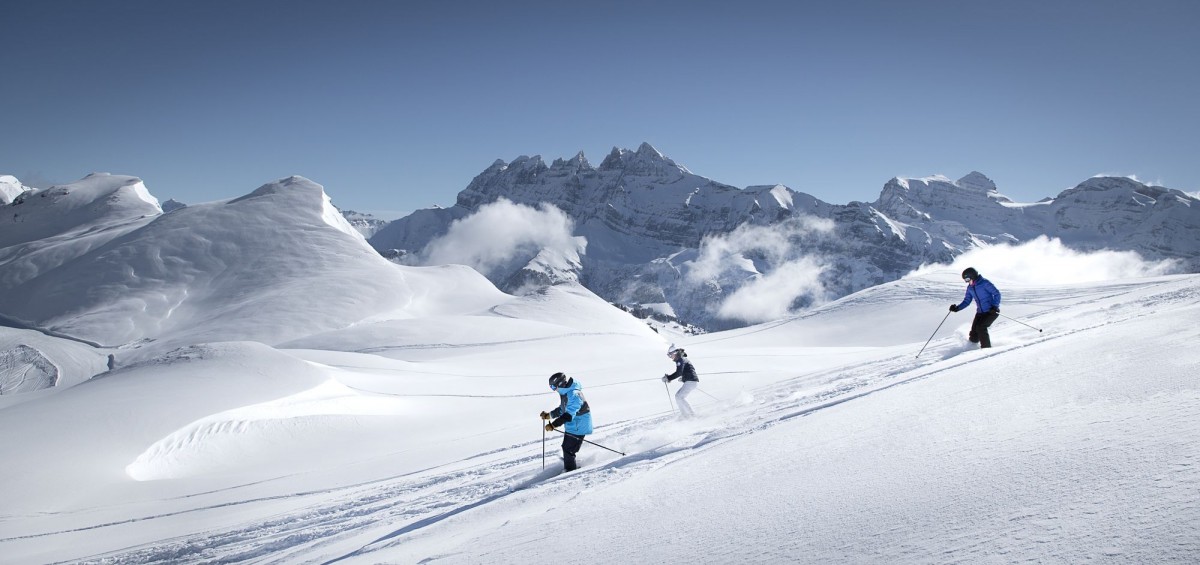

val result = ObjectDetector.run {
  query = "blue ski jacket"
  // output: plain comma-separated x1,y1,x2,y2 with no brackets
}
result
957,276,1001,313
550,380,593,436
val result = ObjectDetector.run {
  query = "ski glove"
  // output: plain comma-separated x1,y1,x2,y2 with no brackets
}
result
989,307,1000,314
545,423,556,432
540,411,551,420
662,375,670,383
949,304,959,312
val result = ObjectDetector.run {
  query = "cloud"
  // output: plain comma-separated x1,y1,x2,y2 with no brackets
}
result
909,236,1181,285
686,217,833,284
685,217,834,323
419,198,580,278
716,256,826,323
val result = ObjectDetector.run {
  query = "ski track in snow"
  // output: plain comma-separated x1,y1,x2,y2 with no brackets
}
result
36,279,1194,564
0,344,59,394
354,331,643,355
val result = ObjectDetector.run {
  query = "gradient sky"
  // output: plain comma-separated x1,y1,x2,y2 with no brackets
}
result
3,0,1198,218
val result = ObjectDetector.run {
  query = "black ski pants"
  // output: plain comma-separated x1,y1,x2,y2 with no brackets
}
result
561,433,584,471
969,310,1000,348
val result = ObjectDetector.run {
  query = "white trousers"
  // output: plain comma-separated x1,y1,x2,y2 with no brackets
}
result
676,381,697,418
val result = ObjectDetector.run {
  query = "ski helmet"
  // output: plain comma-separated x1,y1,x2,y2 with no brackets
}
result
962,267,979,282
667,345,684,357
549,372,571,390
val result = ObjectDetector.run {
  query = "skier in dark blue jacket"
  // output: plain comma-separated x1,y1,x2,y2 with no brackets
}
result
663,345,699,418
541,372,593,472
950,267,1002,348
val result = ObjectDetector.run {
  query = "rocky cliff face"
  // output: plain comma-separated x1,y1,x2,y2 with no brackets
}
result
370,144,1200,330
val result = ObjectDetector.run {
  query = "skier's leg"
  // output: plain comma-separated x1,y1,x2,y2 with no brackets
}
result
561,433,583,471
978,311,999,348
970,313,985,347
676,381,697,418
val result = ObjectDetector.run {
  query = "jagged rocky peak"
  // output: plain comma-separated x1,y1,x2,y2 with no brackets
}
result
550,151,593,172
456,155,552,208
873,172,1008,221
508,155,547,170
598,142,690,177
599,147,624,170
482,155,549,185
880,172,1002,201
635,141,666,160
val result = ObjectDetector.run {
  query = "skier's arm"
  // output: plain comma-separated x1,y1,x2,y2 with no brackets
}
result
664,361,682,382
550,391,584,427
956,288,973,312
550,413,572,427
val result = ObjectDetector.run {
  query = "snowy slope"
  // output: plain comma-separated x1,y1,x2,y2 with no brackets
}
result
0,172,160,250
0,269,1195,563
0,327,108,398
0,169,1195,563
0,175,508,357
373,276,1197,564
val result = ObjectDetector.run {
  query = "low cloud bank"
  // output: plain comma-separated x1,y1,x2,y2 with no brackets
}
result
910,236,1181,284
716,256,826,323
419,198,579,279
686,217,835,324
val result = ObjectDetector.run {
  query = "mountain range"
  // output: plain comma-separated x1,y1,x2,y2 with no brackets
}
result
369,143,1200,329
5,147,1197,334
0,159,1196,563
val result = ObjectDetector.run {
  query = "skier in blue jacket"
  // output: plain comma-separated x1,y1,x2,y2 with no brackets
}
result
950,267,1002,348
541,372,593,472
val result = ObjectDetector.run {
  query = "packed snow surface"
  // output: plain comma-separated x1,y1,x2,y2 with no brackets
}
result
0,172,1196,564
0,272,1195,564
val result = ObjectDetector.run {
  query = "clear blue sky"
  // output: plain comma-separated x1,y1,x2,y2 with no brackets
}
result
3,0,1198,218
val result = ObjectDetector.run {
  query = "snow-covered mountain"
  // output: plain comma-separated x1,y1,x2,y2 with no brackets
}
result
0,175,31,205
336,206,390,239
370,144,1199,330
150,196,385,237
1,168,1197,563
0,174,520,367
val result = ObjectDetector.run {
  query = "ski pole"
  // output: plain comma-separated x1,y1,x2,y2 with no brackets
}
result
917,311,952,358
663,379,675,412
696,387,721,402
550,429,626,456
999,313,1043,333
541,419,546,470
